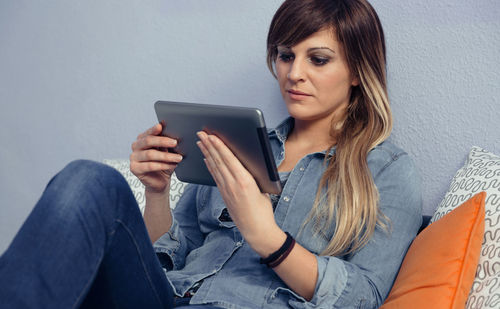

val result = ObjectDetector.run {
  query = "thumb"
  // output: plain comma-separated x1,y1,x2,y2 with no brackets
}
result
151,122,164,135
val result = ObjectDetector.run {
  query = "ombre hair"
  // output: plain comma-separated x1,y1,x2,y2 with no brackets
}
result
267,0,392,256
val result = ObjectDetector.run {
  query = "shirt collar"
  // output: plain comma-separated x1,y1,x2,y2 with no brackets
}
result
269,117,294,144
270,117,336,158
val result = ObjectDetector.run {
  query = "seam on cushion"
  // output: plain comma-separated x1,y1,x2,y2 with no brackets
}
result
450,192,485,308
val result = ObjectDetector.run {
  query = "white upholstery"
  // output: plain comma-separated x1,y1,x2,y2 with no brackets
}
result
103,159,188,213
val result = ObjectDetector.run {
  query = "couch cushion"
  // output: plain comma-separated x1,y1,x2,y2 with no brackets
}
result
381,192,485,308
431,146,500,308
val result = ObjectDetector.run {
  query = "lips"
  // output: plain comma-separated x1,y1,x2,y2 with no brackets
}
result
286,89,311,101
287,89,311,96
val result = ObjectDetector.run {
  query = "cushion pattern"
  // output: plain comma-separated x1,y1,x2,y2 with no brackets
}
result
103,159,187,212
430,146,500,308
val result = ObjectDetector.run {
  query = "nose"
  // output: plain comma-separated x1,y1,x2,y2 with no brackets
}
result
287,59,305,83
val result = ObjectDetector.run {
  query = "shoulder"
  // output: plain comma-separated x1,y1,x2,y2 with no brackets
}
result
369,141,422,216
367,140,418,181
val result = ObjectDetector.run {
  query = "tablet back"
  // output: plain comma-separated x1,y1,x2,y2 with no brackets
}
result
154,101,282,194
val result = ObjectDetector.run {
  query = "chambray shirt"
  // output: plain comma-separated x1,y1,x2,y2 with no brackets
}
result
154,118,422,309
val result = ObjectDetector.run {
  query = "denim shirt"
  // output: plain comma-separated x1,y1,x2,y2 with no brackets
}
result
154,118,422,309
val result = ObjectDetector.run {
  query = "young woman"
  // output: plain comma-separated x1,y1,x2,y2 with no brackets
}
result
0,0,422,308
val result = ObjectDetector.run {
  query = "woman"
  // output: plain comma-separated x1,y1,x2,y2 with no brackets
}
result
0,0,422,308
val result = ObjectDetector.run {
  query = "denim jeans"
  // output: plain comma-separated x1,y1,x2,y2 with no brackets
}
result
0,160,220,309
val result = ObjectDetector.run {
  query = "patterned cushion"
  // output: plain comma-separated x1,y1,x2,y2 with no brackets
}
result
102,159,187,213
430,146,500,308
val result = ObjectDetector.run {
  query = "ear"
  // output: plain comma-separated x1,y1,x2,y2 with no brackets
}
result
351,75,360,87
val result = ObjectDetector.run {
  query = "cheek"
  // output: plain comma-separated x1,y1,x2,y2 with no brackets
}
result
318,71,352,96
275,63,288,86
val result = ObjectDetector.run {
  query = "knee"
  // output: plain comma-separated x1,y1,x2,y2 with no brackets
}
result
37,161,137,242
52,160,129,195
64,159,118,175
47,160,134,215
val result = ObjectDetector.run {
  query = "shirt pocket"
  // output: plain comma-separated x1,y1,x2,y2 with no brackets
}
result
214,206,236,229
218,208,233,223
197,186,237,231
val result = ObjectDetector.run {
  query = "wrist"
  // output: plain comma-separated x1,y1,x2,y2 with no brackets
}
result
260,232,296,268
145,187,169,203
249,225,287,258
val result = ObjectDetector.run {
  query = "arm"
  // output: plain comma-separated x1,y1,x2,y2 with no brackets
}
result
153,183,204,270
129,123,182,243
143,190,172,244
254,229,319,301
196,132,318,300
197,133,422,306
131,124,205,269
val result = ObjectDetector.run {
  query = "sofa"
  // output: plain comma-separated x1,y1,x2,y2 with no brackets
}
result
103,145,500,308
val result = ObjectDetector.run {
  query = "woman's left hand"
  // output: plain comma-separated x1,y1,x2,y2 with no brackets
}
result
196,131,285,255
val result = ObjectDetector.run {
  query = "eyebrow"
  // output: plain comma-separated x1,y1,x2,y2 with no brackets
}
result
308,47,335,53
277,46,336,54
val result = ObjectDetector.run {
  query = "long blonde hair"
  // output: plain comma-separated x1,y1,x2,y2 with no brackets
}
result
267,0,392,256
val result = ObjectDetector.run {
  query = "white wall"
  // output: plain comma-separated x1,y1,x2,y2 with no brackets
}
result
1,0,499,254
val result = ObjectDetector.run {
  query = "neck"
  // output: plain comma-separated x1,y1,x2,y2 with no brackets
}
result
288,116,337,151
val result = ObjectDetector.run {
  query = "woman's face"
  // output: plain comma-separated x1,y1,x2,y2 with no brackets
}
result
276,28,358,123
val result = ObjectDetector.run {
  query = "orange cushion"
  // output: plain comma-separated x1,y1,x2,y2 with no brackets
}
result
381,192,485,309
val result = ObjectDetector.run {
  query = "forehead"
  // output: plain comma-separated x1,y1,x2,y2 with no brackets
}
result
280,28,340,51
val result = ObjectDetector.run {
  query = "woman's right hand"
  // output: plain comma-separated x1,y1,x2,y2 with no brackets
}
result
130,123,183,194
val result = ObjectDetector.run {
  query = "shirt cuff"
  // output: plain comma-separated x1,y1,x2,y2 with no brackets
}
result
309,255,348,305
153,216,184,270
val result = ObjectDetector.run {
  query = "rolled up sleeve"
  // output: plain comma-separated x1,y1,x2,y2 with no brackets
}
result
294,152,422,308
153,184,205,270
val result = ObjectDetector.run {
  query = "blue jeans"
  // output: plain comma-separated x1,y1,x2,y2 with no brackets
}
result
0,160,220,309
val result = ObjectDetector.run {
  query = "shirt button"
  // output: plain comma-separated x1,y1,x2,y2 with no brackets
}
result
283,196,290,202
299,167,304,171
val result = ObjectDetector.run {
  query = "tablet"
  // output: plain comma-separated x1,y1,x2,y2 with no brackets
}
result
154,101,282,194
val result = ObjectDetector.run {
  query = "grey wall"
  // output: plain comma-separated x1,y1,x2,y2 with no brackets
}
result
1,0,499,254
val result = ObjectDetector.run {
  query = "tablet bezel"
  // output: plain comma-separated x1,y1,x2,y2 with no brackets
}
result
154,101,282,194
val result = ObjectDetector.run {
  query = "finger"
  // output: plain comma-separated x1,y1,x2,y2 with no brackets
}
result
203,157,225,188
131,149,183,163
132,135,177,151
197,132,233,179
137,123,163,140
130,160,178,175
204,133,250,180
197,139,225,186
197,132,225,166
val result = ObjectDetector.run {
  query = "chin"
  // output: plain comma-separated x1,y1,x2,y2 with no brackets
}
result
285,103,314,117
286,109,318,122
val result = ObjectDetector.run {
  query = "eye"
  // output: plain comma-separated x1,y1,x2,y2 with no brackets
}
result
278,52,294,63
310,56,330,66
